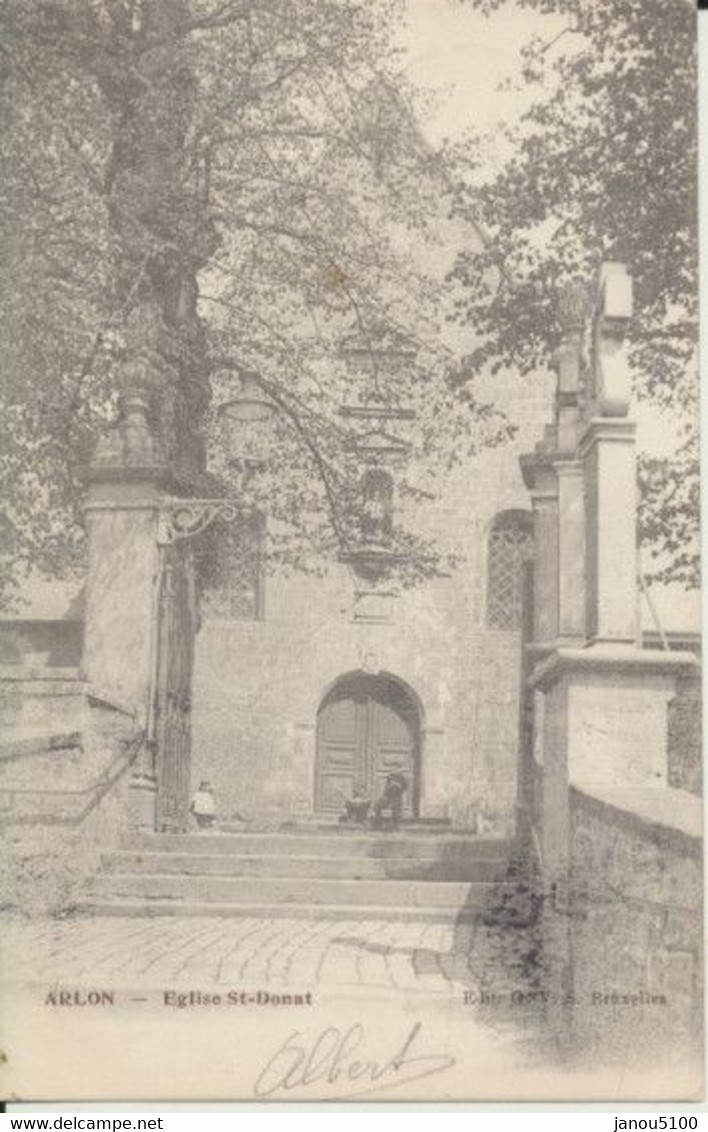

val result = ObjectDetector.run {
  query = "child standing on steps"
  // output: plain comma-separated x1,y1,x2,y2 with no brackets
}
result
190,780,216,830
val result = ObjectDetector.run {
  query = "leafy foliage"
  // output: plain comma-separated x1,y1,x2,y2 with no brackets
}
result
449,0,698,587
0,0,509,607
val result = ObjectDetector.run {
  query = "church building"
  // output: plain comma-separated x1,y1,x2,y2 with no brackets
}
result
189,351,553,834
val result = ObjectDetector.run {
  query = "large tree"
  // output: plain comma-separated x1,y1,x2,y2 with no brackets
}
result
449,0,698,588
0,0,508,607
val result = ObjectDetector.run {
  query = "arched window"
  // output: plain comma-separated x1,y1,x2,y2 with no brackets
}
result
486,510,533,631
360,468,394,543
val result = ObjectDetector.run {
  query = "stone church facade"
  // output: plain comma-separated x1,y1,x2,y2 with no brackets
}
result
189,367,553,832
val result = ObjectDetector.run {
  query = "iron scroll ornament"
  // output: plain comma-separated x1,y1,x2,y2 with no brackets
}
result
156,499,241,545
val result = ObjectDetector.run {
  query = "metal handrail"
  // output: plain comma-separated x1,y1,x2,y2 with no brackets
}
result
0,729,146,800
638,568,670,651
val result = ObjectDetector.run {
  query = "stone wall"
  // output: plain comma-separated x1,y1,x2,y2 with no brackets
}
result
190,548,527,830
545,787,703,1076
526,656,703,1076
0,622,82,668
189,369,554,829
0,667,87,733
668,669,702,795
0,695,142,916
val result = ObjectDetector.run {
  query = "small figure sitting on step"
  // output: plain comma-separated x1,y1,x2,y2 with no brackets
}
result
190,780,216,830
338,782,371,826
371,772,407,831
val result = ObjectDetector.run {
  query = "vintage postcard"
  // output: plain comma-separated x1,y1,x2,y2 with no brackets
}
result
0,0,701,1103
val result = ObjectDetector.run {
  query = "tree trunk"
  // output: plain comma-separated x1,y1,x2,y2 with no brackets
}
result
100,0,216,484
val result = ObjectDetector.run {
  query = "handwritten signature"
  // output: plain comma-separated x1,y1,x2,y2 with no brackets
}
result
253,1021,456,1100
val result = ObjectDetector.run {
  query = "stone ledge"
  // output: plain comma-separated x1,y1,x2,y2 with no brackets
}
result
0,665,83,684
577,416,636,459
529,645,698,691
79,462,172,487
570,780,703,850
0,728,83,761
86,688,137,718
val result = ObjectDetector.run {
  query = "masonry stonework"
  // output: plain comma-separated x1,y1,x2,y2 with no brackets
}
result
568,788,703,1071
189,372,554,829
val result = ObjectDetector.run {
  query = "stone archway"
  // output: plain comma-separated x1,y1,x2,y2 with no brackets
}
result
315,671,421,816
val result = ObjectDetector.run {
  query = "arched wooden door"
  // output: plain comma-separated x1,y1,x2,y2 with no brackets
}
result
315,673,420,816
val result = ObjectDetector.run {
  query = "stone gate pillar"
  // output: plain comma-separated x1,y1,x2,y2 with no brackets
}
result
553,279,587,644
555,460,585,642
519,263,699,1054
81,354,169,829
521,447,558,646
580,263,640,646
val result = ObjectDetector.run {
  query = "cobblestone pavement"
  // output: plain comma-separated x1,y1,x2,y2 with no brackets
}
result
1,915,478,999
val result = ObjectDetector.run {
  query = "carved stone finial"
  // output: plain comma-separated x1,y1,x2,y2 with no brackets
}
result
117,354,160,400
553,281,590,451
90,351,162,471
118,353,163,463
591,261,633,418
557,280,589,336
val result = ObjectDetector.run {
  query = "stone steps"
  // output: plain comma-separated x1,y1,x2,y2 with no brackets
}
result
83,829,517,922
218,819,454,834
75,899,482,924
126,831,511,861
87,872,495,909
101,850,508,883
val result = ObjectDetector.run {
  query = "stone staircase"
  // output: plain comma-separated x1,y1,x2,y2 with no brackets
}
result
80,826,518,923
